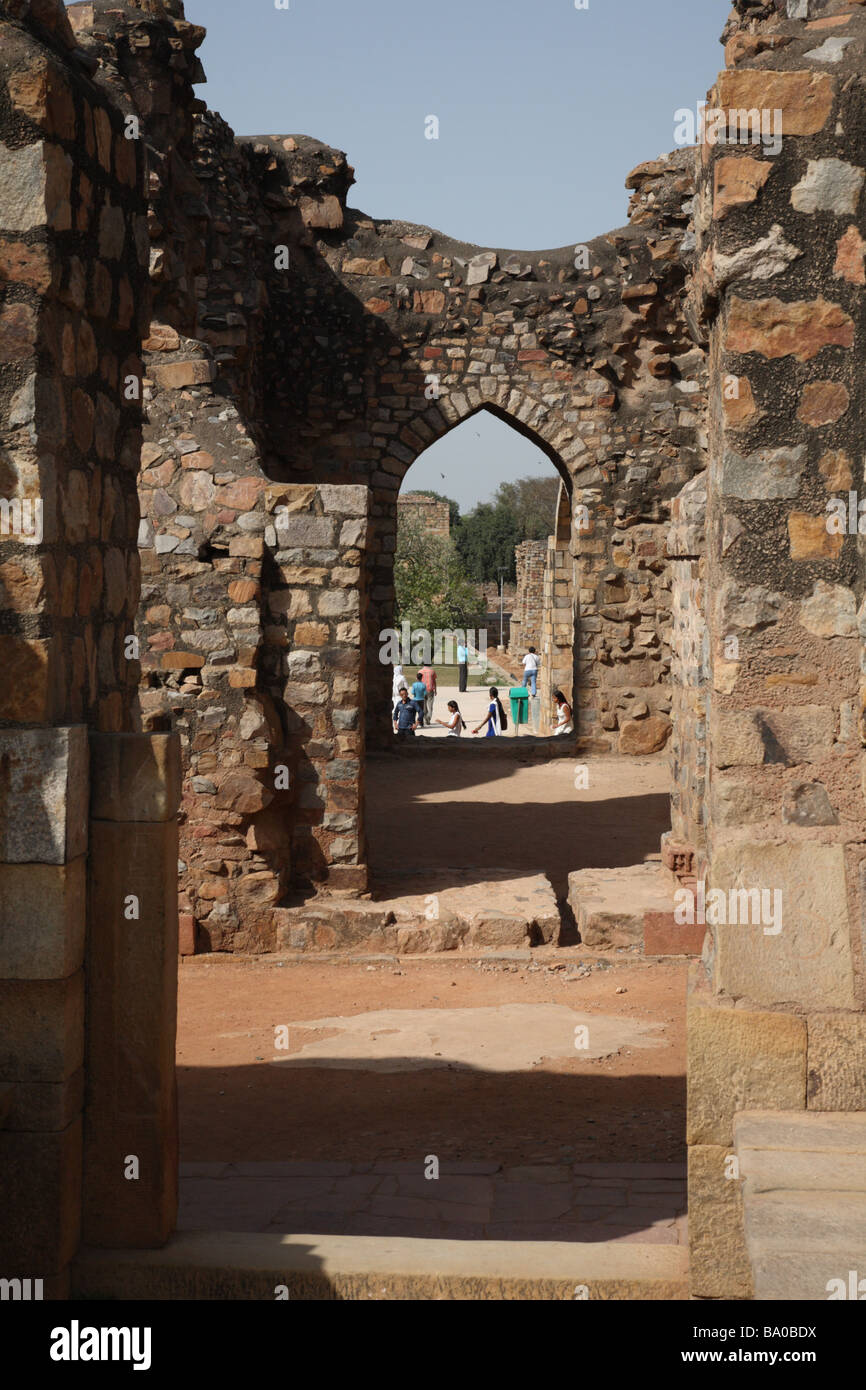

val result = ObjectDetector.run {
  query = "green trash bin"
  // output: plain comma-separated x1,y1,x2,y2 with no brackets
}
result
509,686,530,730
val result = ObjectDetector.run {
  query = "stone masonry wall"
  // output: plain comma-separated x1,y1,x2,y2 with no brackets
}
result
508,537,546,657
397,492,450,541
0,0,178,1294
36,0,712,956
684,0,866,1300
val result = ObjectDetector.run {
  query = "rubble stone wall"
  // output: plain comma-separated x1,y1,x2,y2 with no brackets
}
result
508,538,547,657
0,0,178,1293
685,0,866,1301
397,492,450,541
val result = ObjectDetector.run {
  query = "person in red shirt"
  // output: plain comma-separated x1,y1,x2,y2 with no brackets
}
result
419,662,437,727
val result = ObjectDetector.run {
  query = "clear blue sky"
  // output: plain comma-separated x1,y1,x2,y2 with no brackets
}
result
120,0,729,509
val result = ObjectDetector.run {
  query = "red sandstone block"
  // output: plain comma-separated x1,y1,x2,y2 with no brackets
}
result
517,350,548,362
644,911,706,957
178,913,197,956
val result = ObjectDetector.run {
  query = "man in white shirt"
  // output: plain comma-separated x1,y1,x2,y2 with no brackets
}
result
522,646,539,697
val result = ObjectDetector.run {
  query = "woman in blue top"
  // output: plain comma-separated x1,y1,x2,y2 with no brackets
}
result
472,686,506,738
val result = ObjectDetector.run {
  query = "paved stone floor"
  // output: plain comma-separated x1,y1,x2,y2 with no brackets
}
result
178,1160,687,1245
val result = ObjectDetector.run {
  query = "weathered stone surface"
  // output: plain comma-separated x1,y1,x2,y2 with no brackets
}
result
788,511,844,560
687,993,806,1147
85,820,179,1247
782,782,838,827
807,1014,866,1109
797,580,856,637
0,1119,81,1272
721,444,805,499
791,159,864,215
713,155,772,219
0,726,88,864
716,69,835,137
0,857,86,979
89,732,182,823
0,971,84,1083
726,296,854,362
712,842,856,1010
796,380,849,426
618,714,671,754
688,1145,753,1300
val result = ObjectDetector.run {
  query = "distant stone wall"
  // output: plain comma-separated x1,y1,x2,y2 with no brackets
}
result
397,492,449,541
508,539,546,656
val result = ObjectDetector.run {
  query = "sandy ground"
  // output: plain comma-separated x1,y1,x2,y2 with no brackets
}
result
177,955,687,1166
178,751,682,1174
365,752,671,901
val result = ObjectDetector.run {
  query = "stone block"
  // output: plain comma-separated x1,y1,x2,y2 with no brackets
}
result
0,1118,81,1273
89,732,181,824
712,842,856,1009
807,1013,866,1110
688,1144,754,1300
0,726,88,864
644,911,706,957
0,856,85,978
687,992,806,1146
2,1068,84,1133
0,971,84,1084
0,636,53,722
84,820,179,1246
150,359,215,389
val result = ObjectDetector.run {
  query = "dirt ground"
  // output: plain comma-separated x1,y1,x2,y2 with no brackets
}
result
177,955,687,1166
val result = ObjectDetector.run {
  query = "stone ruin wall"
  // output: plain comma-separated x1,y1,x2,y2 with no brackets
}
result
24,0,710,960
396,491,450,541
507,538,546,657
4,0,866,1308
683,0,866,1300
0,0,178,1293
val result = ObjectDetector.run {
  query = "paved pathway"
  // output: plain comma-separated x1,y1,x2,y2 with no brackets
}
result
178,1160,687,1245
406,683,544,739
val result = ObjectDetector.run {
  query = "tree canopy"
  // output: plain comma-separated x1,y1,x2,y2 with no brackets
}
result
394,516,480,634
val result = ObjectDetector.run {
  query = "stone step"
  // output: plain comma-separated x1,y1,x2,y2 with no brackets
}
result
567,862,704,955
734,1110,866,1300
72,1231,689,1301
274,871,561,953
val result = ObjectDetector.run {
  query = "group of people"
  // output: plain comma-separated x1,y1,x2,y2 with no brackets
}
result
390,654,572,739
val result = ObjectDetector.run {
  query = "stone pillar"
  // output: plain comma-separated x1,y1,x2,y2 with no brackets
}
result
265,483,369,896
686,11,866,1298
83,732,181,1247
664,471,707,886
0,728,89,1296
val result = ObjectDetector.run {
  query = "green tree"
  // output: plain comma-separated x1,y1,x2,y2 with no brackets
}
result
493,475,561,540
455,501,522,583
394,517,480,634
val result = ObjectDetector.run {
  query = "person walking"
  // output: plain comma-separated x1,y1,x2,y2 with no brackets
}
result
552,688,573,734
456,639,469,693
435,700,465,737
393,686,419,738
392,663,407,703
420,660,437,726
410,672,427,728
522,646,539,698
473,686,507,738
